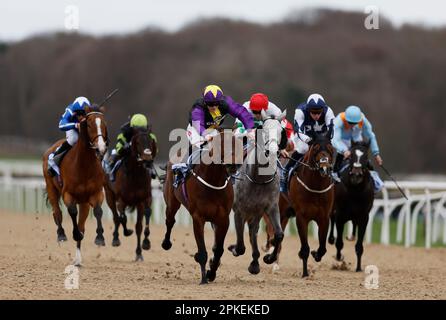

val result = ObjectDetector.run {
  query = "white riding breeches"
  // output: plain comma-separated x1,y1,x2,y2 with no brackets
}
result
66,129,79,146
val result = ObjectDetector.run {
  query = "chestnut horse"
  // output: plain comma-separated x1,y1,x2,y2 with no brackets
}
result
162,130,242,284
104,130,157,261
42,107,108,266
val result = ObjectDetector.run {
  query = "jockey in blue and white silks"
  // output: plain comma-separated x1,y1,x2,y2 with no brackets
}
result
279,93,335,193
332,105,384,191
47,96,91,176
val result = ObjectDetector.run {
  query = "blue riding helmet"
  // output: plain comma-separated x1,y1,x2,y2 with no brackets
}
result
345,105,363,123
306,93,326,110
72,96,90,112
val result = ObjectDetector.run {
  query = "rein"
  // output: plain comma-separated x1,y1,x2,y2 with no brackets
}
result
191,170,231,190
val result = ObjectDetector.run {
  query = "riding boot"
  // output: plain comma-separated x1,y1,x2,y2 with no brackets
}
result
48,141,72,177
280,151,300,193
108,153,122,182
332,153,345,182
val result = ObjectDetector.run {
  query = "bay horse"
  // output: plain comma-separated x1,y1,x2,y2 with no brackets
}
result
289,132,335,277
42,106,108,266
162,129,242,284
328,141,374,271
104,129,157,261
228,110,286,274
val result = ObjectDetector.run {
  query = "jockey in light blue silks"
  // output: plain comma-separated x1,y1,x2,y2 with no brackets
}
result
332,105,384,192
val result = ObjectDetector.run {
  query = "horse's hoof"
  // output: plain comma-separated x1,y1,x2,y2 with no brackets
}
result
123,229,134,237
311,250,322,262
328,237,335,245
206,270,216,282
73,231,84,242
95,235,105,246
272,263,280,273
248,262,260,275
263,254,276,265
112,238,121,247
161,239,172,250
302,272,309,278
228,244,245,257
142,239,151,250
135,254,144,262
356,267,362,272
57,233,67,242
199,279,209,285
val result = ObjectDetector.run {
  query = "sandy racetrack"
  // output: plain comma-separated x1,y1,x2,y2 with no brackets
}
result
0,210,445,300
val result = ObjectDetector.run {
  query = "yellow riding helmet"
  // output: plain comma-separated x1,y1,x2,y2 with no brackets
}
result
130,114,148,129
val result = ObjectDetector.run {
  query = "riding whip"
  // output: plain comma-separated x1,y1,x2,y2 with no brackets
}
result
380,164,408,200
98,88,119,107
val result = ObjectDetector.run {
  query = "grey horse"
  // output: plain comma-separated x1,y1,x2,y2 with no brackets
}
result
228,109,286,274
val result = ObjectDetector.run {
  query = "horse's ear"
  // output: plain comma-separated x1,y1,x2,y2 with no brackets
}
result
261,109,267,120
278,109,287,121
99,105,106,113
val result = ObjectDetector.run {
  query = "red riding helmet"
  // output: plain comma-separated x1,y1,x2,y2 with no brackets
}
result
249,93,269,112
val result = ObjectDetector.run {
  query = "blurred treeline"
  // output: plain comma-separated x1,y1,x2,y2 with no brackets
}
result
0,9,445,173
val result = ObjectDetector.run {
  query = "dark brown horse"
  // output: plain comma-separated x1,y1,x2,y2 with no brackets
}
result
104,130,157,261
162,130,242,284
290,132,335,277
328,141,374,271
42,107,108,266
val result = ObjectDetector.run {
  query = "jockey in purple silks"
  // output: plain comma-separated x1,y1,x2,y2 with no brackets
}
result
170,84,255,186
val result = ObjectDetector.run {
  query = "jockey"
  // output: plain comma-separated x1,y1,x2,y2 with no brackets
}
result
332,105,384,190
279,93,335,193
47,96,90,176
235,93,288,154
171,85,255,184
106,113,158,181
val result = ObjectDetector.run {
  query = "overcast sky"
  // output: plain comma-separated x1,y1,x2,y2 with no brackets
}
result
1,0,445,41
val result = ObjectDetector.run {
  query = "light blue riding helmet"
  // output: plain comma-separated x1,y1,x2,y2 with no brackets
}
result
345,105,363,123
72,96,90,112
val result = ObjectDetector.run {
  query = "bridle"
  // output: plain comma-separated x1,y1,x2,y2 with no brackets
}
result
84,112,109,150
130,131,153,163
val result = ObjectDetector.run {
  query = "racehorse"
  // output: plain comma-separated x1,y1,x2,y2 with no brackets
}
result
228,109,286,274
162,129,242,284
104,130,157,261
289,132,335,277
42,106,108,266
328,141,374,271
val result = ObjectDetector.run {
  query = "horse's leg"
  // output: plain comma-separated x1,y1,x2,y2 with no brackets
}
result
161,199,180,250
311,217,329,262
247,216,261,275
227,209,246,256
104,183,121,247
270,213,290,272
355,218,368,272
328,213,336,245
142,201,152,251
295,213,310,277
93,204,105,246
73,203,89,266
261,213,274,252
192,216,208,285
263,204,284,265
46,178,66,242
207,215,230,282
64,193,83,242
117,201,133,237
347,221,357,241
335,219,345,261
134,202,145,262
